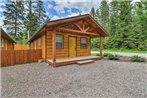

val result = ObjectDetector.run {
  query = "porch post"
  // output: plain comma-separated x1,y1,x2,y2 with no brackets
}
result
99,37,103,59
52,32,56,66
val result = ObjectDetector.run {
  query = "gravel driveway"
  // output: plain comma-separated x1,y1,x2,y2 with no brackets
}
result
1,60,147,98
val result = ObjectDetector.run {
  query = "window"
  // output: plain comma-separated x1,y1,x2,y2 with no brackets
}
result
11,43,13,47
56,35,64,49
81,37,87,48
38,37,42,46
0,38,4,47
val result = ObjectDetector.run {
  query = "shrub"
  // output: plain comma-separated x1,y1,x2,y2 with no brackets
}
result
103,53,113,57
130,56,145,62
108,54,119,60
91,48,98,51
92,53,100,56
97,53,100,56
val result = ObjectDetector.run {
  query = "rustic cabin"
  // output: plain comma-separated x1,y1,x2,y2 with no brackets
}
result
29,14,108,66
0,29,16,50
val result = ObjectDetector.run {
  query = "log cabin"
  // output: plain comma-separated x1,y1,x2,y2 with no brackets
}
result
0,29,16,50
29,14,108,66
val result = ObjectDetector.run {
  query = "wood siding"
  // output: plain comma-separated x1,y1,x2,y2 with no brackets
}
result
30,33,46,59
30,31,91,59
77,36,91,56
41,33,46,59
0,37,14,50
46,31,91,59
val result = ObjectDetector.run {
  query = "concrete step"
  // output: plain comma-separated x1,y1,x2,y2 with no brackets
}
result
76,60,94,65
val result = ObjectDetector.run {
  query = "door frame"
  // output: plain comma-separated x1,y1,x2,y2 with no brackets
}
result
68,36,77,57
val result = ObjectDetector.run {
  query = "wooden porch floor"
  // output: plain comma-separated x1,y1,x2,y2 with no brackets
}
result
47,56,101,67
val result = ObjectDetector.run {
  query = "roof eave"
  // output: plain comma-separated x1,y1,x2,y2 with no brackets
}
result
87,14,109,37
29,23,47,42
1,28,16,43
28,14,109,42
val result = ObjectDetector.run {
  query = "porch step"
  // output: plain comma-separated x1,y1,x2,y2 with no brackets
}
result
76,60,94,65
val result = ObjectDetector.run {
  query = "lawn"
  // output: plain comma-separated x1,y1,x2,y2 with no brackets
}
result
92,49,147,54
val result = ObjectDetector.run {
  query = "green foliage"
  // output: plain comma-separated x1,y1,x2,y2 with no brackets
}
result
22,33,28,45
91,38,99,49
103,53,112,57
99,0,109,31
103,53,119,60
91,53,100,56
25,0,49,37
108,54,119,60
130,56,145,62
91,48,99,51
90,7,96,18
90,0,147,50
3,0,49,43
92,49,147,54
97,53,100,56
3,1,24,42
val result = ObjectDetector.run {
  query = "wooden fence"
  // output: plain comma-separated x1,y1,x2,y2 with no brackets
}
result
1,49,42,67
14,44,29,50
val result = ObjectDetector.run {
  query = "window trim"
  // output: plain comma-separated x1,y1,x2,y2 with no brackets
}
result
56,34,64,49
37,37,42,46
0,38,4,48
80,37,88,49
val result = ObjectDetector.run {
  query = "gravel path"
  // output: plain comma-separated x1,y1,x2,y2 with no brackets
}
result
92,52,147,58
1,60,147,98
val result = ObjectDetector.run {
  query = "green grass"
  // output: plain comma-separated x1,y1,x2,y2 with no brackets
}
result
91,49,147,54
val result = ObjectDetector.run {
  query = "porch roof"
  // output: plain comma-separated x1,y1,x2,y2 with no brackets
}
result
29,14,108,42
0,28,16,43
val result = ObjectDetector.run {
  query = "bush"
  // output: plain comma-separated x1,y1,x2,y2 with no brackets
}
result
91,53,99,56
130,56,145,62
108,54,119,60
96,53,100,56
91,48,98,51
103,53,113,57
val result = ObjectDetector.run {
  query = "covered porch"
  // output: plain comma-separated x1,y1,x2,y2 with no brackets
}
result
43,14,108,67
47,56,101,67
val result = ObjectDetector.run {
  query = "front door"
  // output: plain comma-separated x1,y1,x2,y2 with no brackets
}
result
69,37,76,57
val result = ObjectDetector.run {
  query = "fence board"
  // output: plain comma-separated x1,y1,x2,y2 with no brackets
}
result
1,49,42,67
14,45,29,50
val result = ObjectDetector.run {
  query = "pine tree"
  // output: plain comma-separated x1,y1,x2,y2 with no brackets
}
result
130,2,143,49
140,1,147,49
25,0,49,37
116,0,132,49
35,0,49,27
132,1,147,50
99,0,109,31
95,9,101,23
90,7,96,18
24,0,38,37
3,1,24,41
109,0,119,36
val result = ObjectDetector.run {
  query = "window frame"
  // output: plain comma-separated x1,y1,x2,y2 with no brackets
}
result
80,37,87,49
56,34,64,49
37,36,42,46
0,38,4,48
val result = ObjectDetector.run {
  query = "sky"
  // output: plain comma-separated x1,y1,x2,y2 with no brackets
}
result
0,0,102,27
0,0,140,28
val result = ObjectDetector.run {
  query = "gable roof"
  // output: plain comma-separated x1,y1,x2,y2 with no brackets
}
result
0,28,16,43
29,14,108,42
